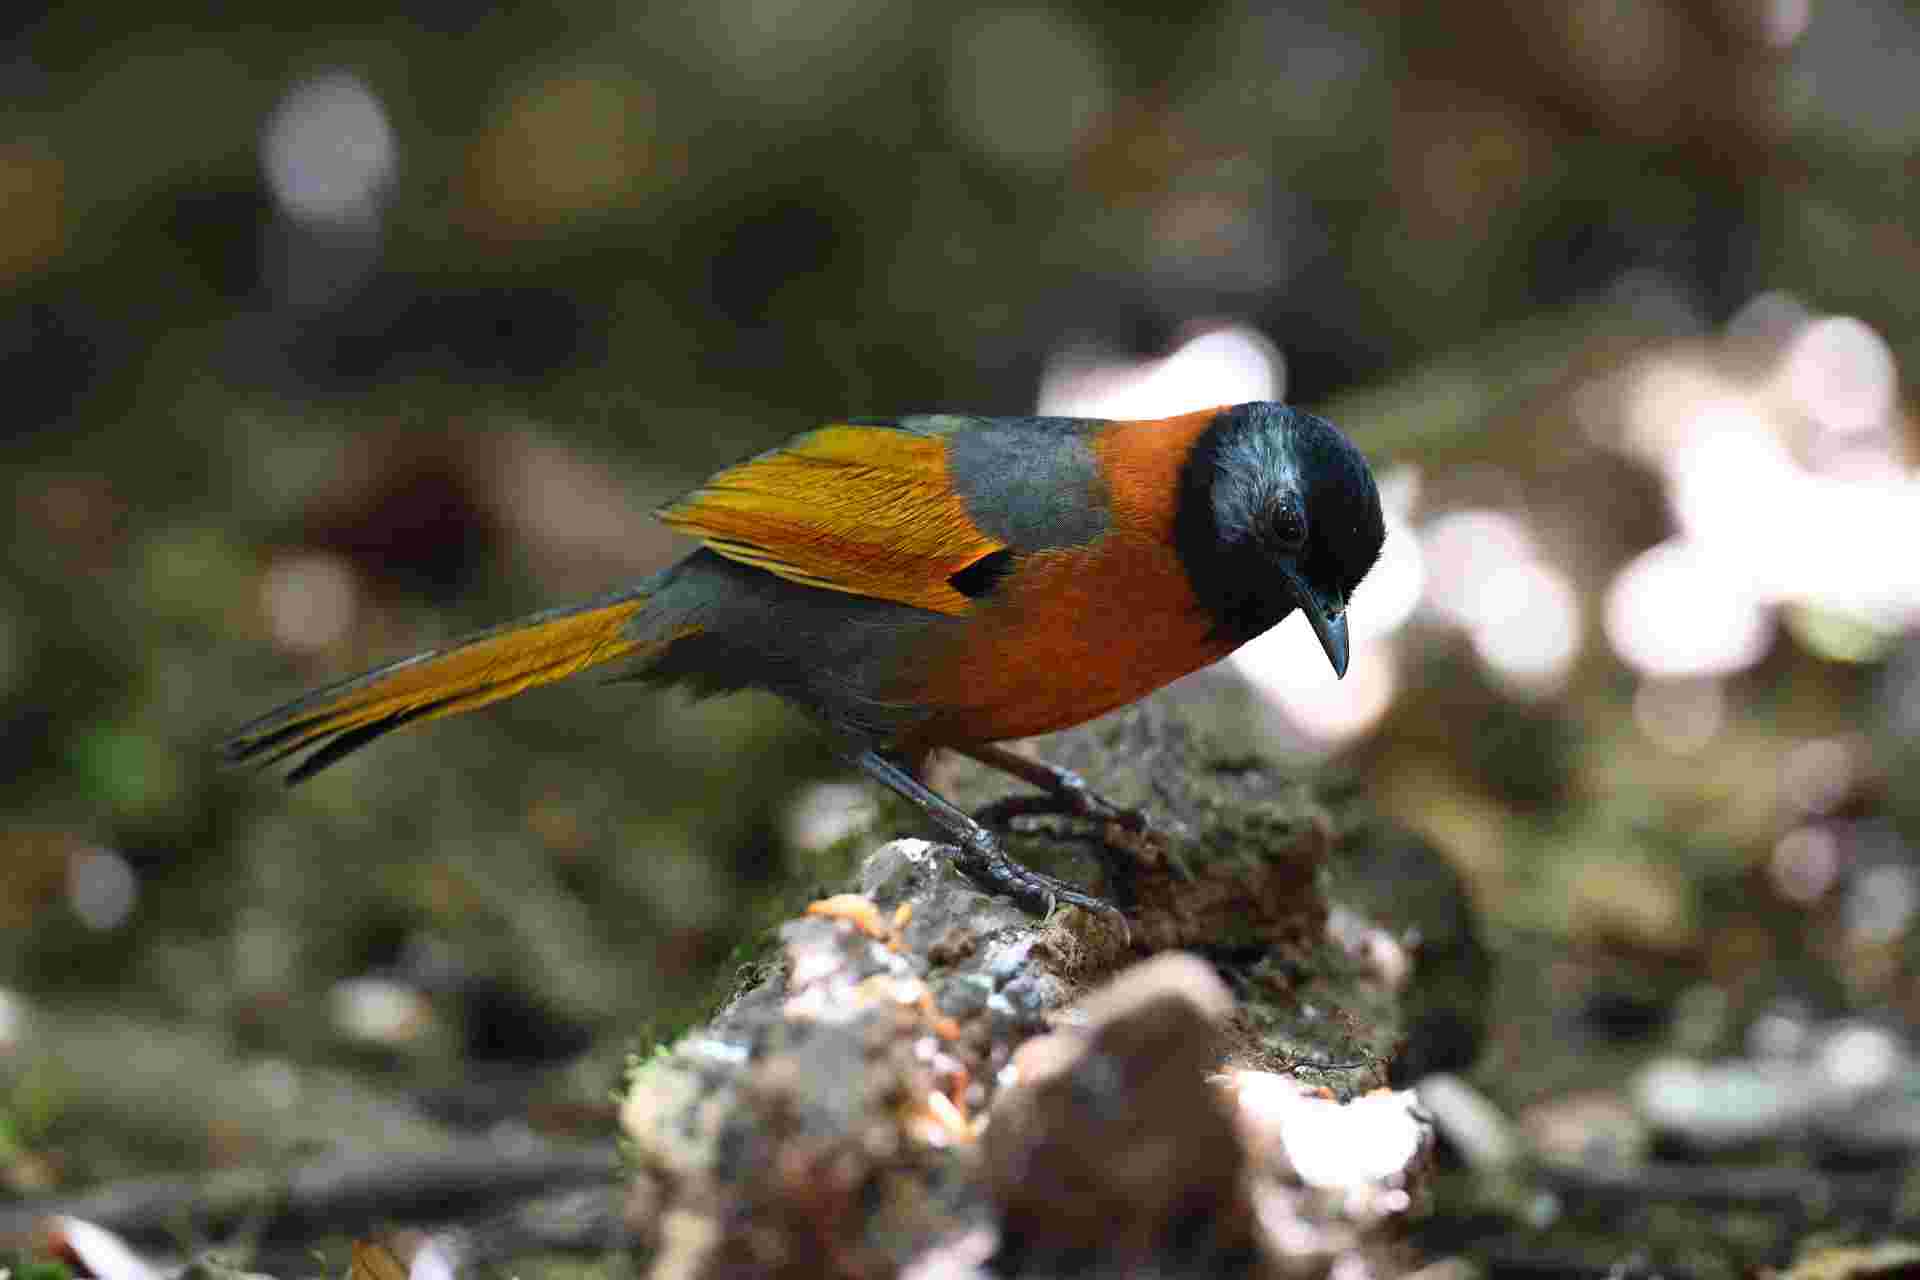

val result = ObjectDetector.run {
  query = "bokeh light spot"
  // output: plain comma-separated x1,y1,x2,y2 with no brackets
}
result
1725,290,1816,356
1619,356,1745,459
1746,1005,1809,1059
1605,540,1772,678
1348,471,1423,640
1845,863,1916,944
1233,628,1397,753
330,976,432,1047
67,846,137,931
1779,736,1862,818
1817,1023,1902,1093
1784,604,1900,665
1779,314,1897,436
1769,826,1840,904
262,72,396,224
1661,400,1796,550
1036,325,1282,419
1468,560,1583,697
1631,676,1727,755
1421,508,1533,630
260,552,360,655
0,988,23,1052
785,782,878,854
1622,303,1920,640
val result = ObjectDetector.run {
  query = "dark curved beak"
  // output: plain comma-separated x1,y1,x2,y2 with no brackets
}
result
1284,571,1349,678
1307,602,1349,679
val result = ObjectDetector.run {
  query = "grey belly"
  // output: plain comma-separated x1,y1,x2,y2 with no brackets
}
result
631,548,948,744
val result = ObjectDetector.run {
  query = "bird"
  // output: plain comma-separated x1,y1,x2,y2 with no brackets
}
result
224,402,1385,917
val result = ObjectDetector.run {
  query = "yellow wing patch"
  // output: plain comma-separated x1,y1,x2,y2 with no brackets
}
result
658,424,1005,616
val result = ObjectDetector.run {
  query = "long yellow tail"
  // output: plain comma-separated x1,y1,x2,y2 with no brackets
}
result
224,589,664,783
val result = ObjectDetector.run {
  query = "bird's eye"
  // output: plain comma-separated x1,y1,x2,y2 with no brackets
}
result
1268,502,1307,551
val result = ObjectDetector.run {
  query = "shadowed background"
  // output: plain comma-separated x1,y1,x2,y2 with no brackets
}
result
3,0,1918,1273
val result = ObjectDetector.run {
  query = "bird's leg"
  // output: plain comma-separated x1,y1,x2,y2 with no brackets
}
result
948,744,1151,907
959,743,1150,833
851,749,1123,922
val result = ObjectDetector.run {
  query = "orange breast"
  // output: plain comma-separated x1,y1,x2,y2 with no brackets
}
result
899,408,1234,748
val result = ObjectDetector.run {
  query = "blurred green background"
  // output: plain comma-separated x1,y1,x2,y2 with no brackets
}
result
3,0,1919,1268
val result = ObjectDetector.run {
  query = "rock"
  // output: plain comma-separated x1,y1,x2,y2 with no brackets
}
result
1226,1073,1428,1196
1635,1056,1812,1148
983,954,1250,1269
620,696,1438,1278
1634,1020,1917,1156
1415,1074,1521,1171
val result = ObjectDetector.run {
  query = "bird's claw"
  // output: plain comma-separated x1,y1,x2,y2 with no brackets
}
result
974,769,1151,835
948,834,1129,934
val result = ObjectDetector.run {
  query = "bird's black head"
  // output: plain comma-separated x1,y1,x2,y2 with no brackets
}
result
1172,403,1385,676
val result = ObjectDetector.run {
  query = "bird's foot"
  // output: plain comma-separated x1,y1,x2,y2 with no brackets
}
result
974,780,1148,834
972,767,1156,907
847,746,1131,930
946,829,1128,931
